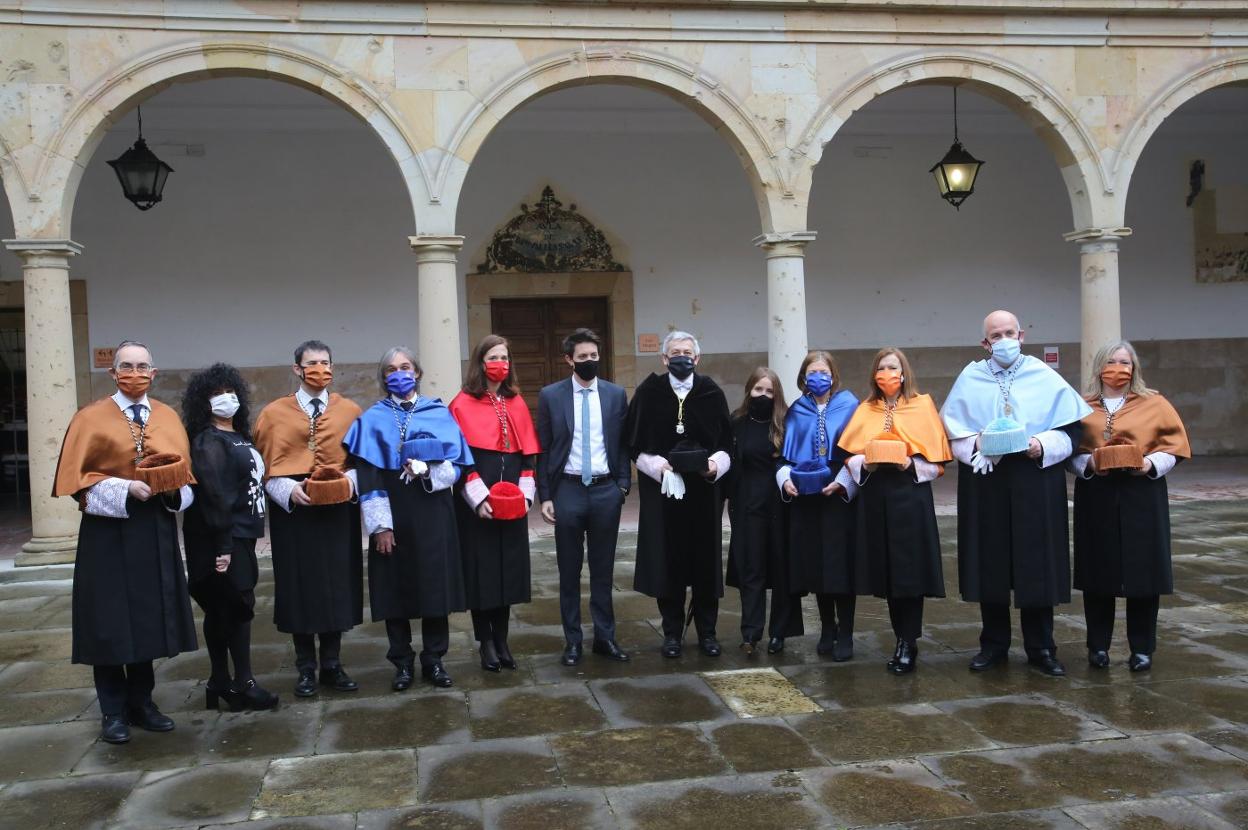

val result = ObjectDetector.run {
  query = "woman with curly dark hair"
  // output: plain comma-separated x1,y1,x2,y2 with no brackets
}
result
181,363,277,711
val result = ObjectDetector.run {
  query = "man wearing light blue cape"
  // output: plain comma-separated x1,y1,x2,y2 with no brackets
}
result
941,310,1091,677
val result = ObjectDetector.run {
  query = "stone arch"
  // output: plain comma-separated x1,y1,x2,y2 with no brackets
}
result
1114,52,1248,211
15,40,428,239
435,47,789,234
798,51,1106,231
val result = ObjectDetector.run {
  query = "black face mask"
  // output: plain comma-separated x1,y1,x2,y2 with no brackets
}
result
748,395,774,419
573,359,599,381
667,355,695,380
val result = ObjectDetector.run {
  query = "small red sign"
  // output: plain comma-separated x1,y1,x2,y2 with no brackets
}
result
638,333,660,353
93,347,115,369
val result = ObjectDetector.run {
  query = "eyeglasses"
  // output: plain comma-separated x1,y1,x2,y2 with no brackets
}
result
116,363,154,374
301,359,331,367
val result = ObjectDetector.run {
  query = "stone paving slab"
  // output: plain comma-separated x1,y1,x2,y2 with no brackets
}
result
605,772,829,830
588,674,734,728
417,735,561,802
253,748,418,818
467,681,605,740
1063,795,1243,829
112,759,268,829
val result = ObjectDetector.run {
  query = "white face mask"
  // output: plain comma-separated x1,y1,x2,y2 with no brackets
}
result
210,392,240,419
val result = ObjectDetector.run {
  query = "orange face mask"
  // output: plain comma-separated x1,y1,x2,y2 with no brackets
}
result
1100,365,1132,389
115,372,152,399
301,365,333,391
875,369,902,397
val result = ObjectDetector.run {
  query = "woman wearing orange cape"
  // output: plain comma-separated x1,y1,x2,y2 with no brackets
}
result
838,348,951,674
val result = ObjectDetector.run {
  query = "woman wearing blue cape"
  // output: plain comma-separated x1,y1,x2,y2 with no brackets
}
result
777,351,860,660
343,347,473,690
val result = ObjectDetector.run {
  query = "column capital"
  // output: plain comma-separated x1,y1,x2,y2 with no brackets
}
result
1062,227,1131,244
3,238,83,259
753,230,816,258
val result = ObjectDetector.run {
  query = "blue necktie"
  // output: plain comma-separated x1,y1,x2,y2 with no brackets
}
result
580,388,592,485
130,404,146,427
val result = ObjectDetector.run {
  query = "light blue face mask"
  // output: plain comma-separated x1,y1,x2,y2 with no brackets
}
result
991,338,1020,367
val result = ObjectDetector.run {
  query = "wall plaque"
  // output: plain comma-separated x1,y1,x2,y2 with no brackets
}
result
478,186,624,273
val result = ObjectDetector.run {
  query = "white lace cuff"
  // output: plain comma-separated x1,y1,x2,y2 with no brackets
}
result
519,474,536,505
834,465,857,502
1069,452,1094,479
265,477,298,513
775,465,792,491
912,456,942,484
164,484,194,513
1034,429,1073,469
846,454,867,485
361,493,393,536
463,475,489,509
345,467,358,496
950,434,977,466
709,450,731,482
636,453,667,483
84,477,130,519
428,460,458,493
1146,451,1176,479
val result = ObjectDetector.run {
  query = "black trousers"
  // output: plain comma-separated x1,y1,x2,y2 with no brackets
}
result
980,602,1055,657
292,631,343,672
93,662,155,717
815,593,856,636
471,606,510,644
887,596,924,643
554,478,624,645
385,617,450,668
1083,593,1160,655
740,584,801,644
658,591,718,640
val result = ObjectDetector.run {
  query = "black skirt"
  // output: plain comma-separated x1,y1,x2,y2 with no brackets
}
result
788,489,855,595
1074,471,1174,597
268,486,363,634
455,449,531,610
363,462,466,620
853,466,944,599
186,536,259,624
72,497,198,666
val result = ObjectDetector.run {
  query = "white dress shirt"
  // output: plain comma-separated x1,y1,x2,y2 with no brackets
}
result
565,377,610,476
296,385,330,417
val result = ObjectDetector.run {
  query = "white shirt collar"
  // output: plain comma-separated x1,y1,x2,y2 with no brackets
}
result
668,372,694,392
296,386,329,410
572,376,599,394
987,356,1022,375
111,390,150,411
390,393,419,407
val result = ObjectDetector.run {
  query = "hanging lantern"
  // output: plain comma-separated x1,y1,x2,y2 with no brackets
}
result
107,106,173,211
929,87,984,210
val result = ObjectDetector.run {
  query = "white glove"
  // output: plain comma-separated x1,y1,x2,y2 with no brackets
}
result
660,469,686,500
971,451,995,476
399,458,429,484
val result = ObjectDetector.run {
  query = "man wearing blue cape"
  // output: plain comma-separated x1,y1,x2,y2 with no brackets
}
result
941,310,1092,677
343,347,473,690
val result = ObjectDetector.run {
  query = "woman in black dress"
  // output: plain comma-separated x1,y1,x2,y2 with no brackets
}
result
182,363,277,711
726,367,802,654
449,335,541,672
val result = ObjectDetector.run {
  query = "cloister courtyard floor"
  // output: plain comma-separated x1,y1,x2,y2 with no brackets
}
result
0,459,1246,829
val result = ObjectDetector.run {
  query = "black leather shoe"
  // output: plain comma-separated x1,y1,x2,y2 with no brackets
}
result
480,640,502,672
661,635,682,658
101,714,130,744
495,641,518,671
969,650,1007,672
319,666,359,692
1027,650,1067,677
561,642,583,666
832,634,854,663
294,669,318,697
422,662,453,688
886,639,904,672
232,678,279,711
816,626,838,655
392,662,415,691
1088,649,1110,669
127,702,175,732
1128,653,1152,672
889,640,918,675
592,639,630,662
766,637,784,654
699,636,722,657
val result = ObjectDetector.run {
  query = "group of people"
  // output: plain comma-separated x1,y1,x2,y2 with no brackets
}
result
53,309,1190,746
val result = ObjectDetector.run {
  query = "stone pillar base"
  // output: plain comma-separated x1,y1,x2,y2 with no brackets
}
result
17,535,78,566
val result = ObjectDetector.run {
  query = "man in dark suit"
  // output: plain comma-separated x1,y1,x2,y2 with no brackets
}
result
537,328,632,666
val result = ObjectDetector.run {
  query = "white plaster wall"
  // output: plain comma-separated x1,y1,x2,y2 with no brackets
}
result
1,80,1244,371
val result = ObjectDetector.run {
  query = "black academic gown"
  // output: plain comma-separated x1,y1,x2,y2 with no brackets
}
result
73,494,198,666
853,465,944,600
455,449,533,610
956,422,1080,608
626,372,732,600
725,416,803,637
359,459,467,619
1074,472,1174,598
268,491,363,634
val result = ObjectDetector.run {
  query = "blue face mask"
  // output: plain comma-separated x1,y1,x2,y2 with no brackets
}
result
991,338,1021,368
385,371,418,397
805,371,832,397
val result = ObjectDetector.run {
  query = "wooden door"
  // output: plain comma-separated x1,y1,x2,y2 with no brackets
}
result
490,297,611,414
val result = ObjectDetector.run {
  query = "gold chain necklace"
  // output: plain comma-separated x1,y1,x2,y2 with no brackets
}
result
122,407,147,466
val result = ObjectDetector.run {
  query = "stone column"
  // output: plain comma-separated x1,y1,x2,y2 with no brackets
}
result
3,239,83,565
409,234,466,401
753,231,816,402
1064,227,1131,387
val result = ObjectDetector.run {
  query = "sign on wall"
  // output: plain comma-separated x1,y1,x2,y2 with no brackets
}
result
477,186,625,274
